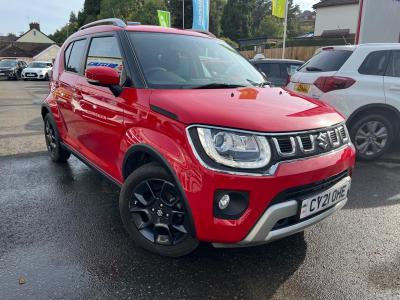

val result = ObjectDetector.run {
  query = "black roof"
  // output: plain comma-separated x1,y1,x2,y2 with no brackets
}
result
313,0,359,9
0,42,55,58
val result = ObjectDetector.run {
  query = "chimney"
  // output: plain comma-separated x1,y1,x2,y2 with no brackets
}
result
29,22,40,31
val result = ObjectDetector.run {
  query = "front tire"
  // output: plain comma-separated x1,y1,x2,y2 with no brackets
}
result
119,164,199,257
44,114,71,162
350,114,394,161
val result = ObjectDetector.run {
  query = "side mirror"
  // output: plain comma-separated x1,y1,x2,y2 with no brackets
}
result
85,66,122,96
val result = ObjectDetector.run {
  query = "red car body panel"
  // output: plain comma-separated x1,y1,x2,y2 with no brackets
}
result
43,24,356,244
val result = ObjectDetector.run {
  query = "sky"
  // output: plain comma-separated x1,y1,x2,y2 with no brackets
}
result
0,0,316,36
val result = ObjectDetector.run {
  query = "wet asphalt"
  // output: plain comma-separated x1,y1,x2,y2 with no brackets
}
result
0,81,400,299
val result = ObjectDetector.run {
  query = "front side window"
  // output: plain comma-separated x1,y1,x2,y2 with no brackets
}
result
66,39,86,73
86,36,123,72
129,32,265,89
386,50,400,78
359,50,390,76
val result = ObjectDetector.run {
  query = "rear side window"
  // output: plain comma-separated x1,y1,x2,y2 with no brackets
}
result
359,50,390,76
286,64,302,76
258,63,282,78
85,36,122,72
386,50,400,77
300,50,352,73
66,39,86,73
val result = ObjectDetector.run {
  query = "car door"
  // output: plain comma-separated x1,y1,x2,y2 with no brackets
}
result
384,50,400,110
74,34,126,175
55,38,88,148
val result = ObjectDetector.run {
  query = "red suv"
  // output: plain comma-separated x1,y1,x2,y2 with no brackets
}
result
41,18,356,257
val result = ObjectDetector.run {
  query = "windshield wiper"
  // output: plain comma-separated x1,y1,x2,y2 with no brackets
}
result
246,79,270,87
305,66,322,72
192,83,247,89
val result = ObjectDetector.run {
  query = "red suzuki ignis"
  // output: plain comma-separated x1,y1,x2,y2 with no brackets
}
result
41,18,356,257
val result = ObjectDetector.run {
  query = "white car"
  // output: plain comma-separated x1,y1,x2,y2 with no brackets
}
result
21,61,53,81
287,44,400,160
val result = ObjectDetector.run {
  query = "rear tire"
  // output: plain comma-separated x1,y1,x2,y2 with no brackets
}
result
119,164,199,257
349,114,394,161
44,114,71,163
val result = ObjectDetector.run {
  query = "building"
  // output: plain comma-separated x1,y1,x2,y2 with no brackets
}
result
313,0,359,38
0,23,60,62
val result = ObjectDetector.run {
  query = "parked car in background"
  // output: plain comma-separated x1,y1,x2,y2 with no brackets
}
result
42,18,355,257
22,61,53,80
287,44,400,160
0,59,27,80
251,58,304,87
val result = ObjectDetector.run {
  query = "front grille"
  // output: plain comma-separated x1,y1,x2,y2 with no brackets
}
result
271,124,349,160
276,137,294,154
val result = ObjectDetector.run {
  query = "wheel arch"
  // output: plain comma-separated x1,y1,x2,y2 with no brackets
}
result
122,143,196,237
347,103,400,133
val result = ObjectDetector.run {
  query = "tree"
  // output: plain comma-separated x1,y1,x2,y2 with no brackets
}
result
77,0,101,26
209,0,227,36
139,0,168,25
221,0,255,40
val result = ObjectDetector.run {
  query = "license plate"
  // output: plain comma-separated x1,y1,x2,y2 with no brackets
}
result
0,73,4,76
299,177,351,219
26,74,35,77
294,83,310,93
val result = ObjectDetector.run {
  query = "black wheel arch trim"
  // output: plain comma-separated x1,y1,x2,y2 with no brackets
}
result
41,102,51,119
122,143,196,237
347,103,400,128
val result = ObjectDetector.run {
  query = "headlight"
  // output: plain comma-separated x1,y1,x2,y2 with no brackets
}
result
195,127,271,169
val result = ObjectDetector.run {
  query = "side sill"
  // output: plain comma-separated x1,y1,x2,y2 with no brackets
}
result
61,142,122,188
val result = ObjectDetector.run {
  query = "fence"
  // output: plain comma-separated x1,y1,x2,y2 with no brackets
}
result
241,46,321,61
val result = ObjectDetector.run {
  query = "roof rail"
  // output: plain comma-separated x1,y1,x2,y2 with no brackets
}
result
185,29,216,38
126,21,141,25
79,18,126,31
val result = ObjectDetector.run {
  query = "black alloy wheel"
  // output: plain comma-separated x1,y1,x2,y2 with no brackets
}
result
43,114,71,162
120,164,199,257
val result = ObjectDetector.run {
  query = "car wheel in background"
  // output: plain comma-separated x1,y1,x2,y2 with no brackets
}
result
350,114,394,161
45,73,49,81
44,114,71,163
119,163,199,257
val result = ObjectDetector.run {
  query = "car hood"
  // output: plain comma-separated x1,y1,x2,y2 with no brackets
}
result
149,87,344,132
23,67,49,73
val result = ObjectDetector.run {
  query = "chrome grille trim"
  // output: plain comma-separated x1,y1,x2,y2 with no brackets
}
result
272,137,297,157
272,125,349,159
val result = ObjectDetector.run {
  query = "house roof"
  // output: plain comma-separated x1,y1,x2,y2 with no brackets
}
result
0,42,56,58
313,0,359,9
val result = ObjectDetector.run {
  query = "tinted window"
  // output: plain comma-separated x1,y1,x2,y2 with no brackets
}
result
0,60,17,67
64,43,73,69
129,32,265,89
86,36,123,72
300,50,353,72
258,63,282,78
386,51,400,77
66,39,86,73
359,50,390,76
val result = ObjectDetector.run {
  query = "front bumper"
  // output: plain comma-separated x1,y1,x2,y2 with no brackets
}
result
213,177,349,248
180,144,355,244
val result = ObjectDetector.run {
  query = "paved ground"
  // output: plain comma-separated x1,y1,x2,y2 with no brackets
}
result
0,80,47,156
0,80,400,299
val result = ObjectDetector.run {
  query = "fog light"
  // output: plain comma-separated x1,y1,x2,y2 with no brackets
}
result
214,190,249,220
218,194,230,210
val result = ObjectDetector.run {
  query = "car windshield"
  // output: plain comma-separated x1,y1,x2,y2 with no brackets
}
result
299,49,353,73
129,32,265,89
28,62,50,68
0,60,17,67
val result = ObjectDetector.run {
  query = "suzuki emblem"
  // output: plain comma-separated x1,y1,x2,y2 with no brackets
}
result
317,132,329,150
